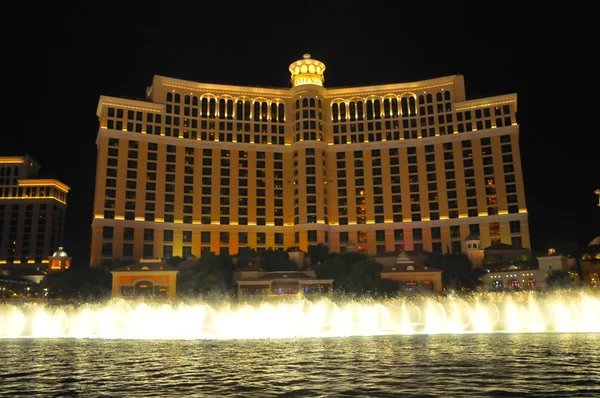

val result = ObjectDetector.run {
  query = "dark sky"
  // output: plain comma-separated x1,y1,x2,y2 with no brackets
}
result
3,2,598,265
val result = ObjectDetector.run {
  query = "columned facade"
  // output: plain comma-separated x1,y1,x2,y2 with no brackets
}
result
91,55,529,266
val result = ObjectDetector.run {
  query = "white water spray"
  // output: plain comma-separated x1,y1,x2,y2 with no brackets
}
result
1,291,598,340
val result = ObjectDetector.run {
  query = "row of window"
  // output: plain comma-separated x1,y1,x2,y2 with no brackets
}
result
98,222,524,259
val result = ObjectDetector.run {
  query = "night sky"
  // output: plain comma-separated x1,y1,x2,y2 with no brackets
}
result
4,3,597,265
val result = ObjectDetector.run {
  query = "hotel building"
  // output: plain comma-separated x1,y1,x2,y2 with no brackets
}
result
90,54,529,266
0,155,70,271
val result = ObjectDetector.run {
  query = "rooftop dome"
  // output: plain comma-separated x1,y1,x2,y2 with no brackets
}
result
589,236,600,246
52,246,68,257
396,251,414,264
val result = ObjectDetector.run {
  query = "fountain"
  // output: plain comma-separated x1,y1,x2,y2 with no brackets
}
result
1,291,599,339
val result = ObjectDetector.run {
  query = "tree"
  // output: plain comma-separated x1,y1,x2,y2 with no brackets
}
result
233,247,258,269
426,253,485,292
261,248,297,272
307,243,329,265
545,270,576,289
42,267,112,299
346,259,383,294
315,254,353,292
177,251,233,297
165,256,184,267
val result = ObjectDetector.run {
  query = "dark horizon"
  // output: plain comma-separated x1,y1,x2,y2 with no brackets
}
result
4,3,598,266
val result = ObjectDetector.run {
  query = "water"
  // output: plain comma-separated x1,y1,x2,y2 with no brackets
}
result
1,292,599,397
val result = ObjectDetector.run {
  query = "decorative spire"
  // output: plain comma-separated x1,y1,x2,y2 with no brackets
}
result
289,54,326,87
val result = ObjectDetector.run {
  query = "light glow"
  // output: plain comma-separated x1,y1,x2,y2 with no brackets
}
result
1,292,598,340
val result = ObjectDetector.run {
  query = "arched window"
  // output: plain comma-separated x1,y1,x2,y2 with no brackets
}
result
218,99,226,119
391,98,398,116
418,95,425,105
383,99,391,117
309,98,316,107
302,98,309,107
174,93,181,103
201,98,208,117
444,90,451,101
436,92,443,102
254,102,261,121
261,102,268,121
426,93,433,103
409,97,416,116
226,99,234,119
278,104,285,122
135,280,154,296
366,100,374,120
401,97,408,116
349,102,356,121
271,103,278,122
332,103,339,121
318,99,322,109
184,95,191,105
192,96,198,106
236,101,243,120
373,99,381,119
295,99,300,109
339,103,347,122
208,98,216,118
166,92,173,102
357,101,364,120
244,101,251,121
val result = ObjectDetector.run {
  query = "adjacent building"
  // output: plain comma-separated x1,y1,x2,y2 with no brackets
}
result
0,155,70,273
110,258,179,297
91,54,529,266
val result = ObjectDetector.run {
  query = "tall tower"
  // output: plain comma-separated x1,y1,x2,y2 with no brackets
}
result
288,55,329,249
48,246,71,273
0,155,69,274
464,234,484,268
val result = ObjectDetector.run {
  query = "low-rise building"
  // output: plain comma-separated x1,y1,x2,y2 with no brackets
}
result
234,264,333,299
110,258,179,297
482,248,578,291
375,251,443,293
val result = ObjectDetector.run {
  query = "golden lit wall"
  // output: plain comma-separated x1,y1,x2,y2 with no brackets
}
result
90,72,529,266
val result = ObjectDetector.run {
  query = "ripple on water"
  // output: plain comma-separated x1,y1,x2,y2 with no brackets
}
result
0,334,599,397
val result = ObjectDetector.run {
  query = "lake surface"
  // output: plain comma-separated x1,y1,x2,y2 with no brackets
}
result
1,334,599,397
1,292,599,397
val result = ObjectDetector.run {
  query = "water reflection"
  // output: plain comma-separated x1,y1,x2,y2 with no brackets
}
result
1,333,599,397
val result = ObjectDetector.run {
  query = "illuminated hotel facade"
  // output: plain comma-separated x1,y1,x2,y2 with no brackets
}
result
90,54,529,266
0,155,70,271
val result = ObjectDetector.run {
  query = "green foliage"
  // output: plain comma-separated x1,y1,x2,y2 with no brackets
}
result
102,258,135,271
545,270,576,289
315,252,394,297
177,251,233,297
516,252,534,262
261,248,297,271
307,243,329,265
346,259,383,293
483,255,503,265
165,256,185,267
233,247,258,269
426,253,484,291
42,267,112,299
